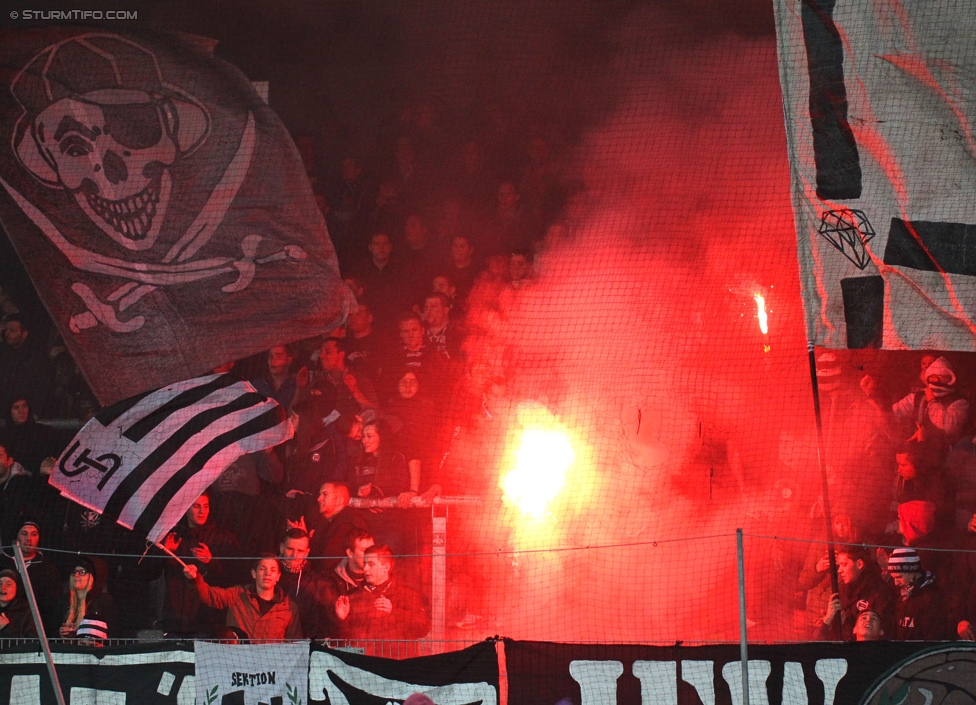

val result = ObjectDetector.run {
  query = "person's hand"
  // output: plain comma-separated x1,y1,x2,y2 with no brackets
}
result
296,366,310,388
816,554,830,573
959,620,975,640
0,612,9,631
285,489,304,499
876,547,891,574
287,516,308,533
40,457,56,476
59,622,73,638
191,542,212,564
162,531,182,553
342,372,360,392
925,386,936,402
420,484,442,502
859,375,877,397
398,491,417,509
335,595,350,620
823,593,841,624
374,596,393,614
907,423,925,443
358,483,372,498
183,564,199,580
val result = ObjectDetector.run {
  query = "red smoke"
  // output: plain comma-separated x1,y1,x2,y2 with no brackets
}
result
450,6,823,643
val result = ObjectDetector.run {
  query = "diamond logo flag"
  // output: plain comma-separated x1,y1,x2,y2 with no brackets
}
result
51,373,293,543
774,0,976,349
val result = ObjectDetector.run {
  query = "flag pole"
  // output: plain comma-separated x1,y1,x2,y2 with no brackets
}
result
13,543,67,705
154,542,189,570
806,343,842,639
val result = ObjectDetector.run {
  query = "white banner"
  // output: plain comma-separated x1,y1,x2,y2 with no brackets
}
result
196,641,309,705
774,0,976,350
52,374,293,543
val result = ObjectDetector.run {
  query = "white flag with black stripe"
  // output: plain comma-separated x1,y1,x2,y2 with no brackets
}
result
51,374,293,543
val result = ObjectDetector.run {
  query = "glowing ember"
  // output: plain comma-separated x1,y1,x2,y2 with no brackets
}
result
754,293,768,334
501,412,576,520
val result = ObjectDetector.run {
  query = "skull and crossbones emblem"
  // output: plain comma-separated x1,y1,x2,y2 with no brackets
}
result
2,33,306,333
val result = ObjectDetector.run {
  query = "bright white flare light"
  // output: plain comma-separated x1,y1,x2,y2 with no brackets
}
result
501,426,576,520
754,293,768,335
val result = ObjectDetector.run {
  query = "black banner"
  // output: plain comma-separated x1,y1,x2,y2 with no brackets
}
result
309,642,500,704
3,641,975,705
504,641,976,705
0,643,195,705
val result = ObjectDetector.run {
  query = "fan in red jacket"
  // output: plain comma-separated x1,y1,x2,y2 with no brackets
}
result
184,555,302,642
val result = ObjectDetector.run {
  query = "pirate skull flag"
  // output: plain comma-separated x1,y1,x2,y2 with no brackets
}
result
0,29,354,405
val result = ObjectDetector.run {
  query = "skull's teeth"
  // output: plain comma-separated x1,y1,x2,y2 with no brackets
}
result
86,179,160,241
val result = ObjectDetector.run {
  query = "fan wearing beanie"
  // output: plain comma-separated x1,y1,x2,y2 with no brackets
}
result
886,547,949,640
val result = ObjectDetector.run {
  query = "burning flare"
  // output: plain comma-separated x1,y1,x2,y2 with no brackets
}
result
754,293,771,353
754,293,768,334
501,404,576,520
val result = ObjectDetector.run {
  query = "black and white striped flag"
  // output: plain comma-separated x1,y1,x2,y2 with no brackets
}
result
51,374,293,543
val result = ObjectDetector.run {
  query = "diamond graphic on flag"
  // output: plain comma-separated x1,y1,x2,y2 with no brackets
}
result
818,208,876,270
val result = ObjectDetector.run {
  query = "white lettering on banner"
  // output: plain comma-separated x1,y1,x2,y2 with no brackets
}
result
815,659,847,705
722,661,773,705
156,671,176,696
782,662,806,704
69,687,126,705
569,661,624,704
176,675,195,705
567,658,850,704
9,675,39,705
682,661,715,705
632,661,677,704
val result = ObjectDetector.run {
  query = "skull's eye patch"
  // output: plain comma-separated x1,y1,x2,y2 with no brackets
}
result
100,103,163,150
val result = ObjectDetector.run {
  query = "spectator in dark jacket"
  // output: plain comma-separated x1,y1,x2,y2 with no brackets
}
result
306,481,366,572
0,520,61,634
3,396,64,476
0,443,32,545
277,528,331,639
0,568,37,638
335,545,428,639
58,555,117,645
159,491,241,636
816,545,896,640
320,528,374,636
887,547,950,640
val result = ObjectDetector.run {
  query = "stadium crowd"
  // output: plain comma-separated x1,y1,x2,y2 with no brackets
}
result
796,352,976,642
3,93,976,645
0,97,578,642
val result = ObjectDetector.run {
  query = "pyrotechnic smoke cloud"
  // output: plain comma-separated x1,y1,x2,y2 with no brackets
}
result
454,3,824,642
